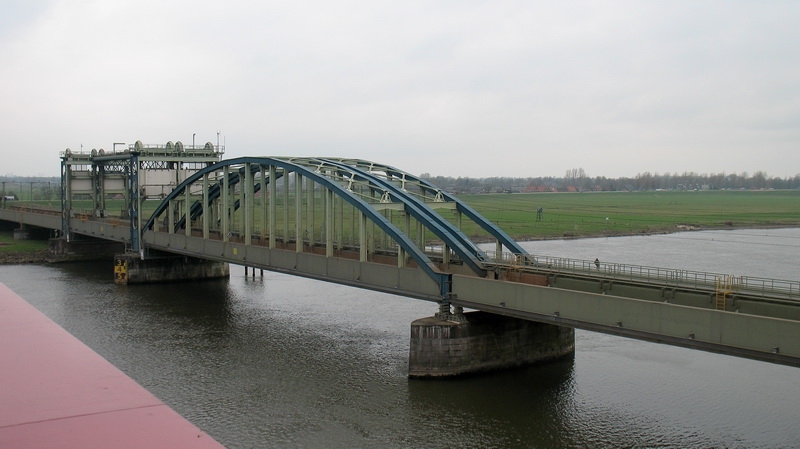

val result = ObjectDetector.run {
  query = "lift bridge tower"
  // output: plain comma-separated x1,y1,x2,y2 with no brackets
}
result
60,140,224,250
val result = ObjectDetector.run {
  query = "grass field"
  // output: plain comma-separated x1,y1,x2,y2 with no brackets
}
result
455,190,800,240
7,190,800,245
0,230,49,253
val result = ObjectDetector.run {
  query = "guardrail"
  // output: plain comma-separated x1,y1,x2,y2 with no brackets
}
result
486,251,800,300
3,204,61,215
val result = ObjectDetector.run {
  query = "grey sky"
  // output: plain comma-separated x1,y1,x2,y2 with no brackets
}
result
1,1,798,179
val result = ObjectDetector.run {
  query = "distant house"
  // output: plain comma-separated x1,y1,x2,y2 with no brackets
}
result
523,185,554,193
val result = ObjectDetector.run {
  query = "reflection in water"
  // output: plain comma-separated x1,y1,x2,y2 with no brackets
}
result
1,229,800,448
408,358,577,448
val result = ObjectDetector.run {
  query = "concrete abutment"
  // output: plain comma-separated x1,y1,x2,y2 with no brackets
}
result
13,226,30,240
114,253,230,284
408,311,574,378
48,237,125,261
12,224,52,241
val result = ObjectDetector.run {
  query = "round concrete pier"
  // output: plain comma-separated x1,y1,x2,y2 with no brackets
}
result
408,311,574,378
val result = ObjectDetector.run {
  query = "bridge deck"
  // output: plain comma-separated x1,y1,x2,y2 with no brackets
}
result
486,251,800,301
0,283,224,449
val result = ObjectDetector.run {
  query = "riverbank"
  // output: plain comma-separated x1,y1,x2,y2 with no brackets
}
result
470,222,800,246
0,248,52,264
0,230,52,264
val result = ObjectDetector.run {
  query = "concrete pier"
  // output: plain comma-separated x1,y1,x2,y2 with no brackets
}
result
114,253,230,284
408,311,574,378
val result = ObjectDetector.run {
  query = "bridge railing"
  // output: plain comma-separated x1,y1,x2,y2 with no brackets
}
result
2,204,61,214
486,251,800,300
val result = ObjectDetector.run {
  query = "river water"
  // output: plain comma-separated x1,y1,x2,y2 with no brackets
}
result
1,228,799,448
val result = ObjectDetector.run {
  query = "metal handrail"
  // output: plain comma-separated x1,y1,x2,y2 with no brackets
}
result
486,251,800,300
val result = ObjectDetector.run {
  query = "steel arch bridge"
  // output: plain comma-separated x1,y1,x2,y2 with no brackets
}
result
6,150,800,367
140,157,525,302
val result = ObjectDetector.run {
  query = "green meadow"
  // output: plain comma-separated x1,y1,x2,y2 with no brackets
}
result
0,230,48,253
5,190,799,247
455,190,800,240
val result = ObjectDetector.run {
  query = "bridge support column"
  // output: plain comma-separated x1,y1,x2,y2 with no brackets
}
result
408,311,574,378
113,253,230,285
13,225,30,240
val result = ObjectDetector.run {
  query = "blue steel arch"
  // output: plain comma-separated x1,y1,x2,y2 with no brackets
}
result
304,158,487,276
144,163,268,233
326,158,529,256
177,164,265,229
142,157,450,295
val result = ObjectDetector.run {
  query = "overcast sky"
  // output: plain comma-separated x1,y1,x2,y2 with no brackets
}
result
1,1,798,179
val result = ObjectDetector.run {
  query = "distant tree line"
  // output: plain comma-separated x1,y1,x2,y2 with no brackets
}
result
420,169,800,194
2,170,799,201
